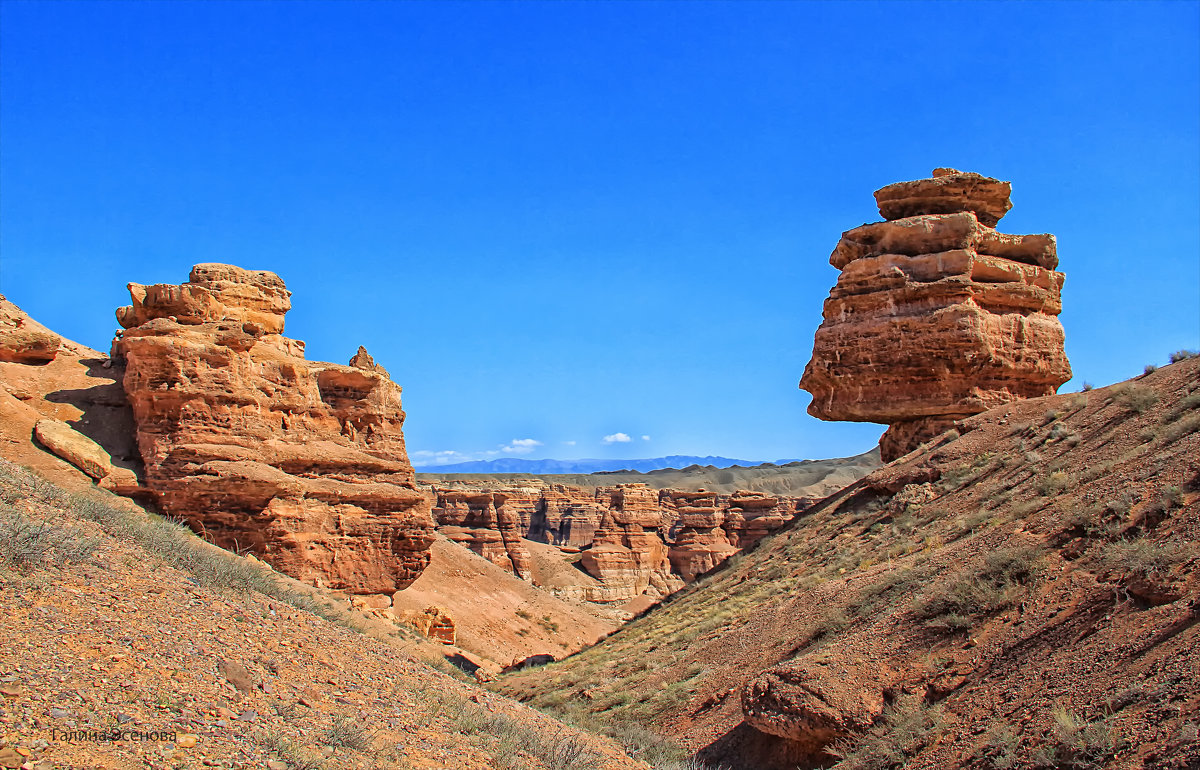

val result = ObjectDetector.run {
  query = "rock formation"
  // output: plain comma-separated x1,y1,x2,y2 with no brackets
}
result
433,491,533,578
800,169,1071,461
0,295,61,364
33,418,139,494
395,606,457,645
580,484,682,600
427,481,823,601
666,490,740,582
113,263,435,594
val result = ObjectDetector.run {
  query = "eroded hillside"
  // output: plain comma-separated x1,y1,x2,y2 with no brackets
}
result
499,358,1200,769
0,460,646,770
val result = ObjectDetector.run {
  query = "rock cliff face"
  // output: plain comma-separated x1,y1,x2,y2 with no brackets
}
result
428,481,816,601
113,264,435,594
800,169,1071,461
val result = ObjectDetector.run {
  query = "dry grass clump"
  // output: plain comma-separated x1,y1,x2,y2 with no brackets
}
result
911,546,1043,633
1096,536,1188,580
1109,383,1159,414
828,697,941,770
1030,706,1122,769
0,504,98,571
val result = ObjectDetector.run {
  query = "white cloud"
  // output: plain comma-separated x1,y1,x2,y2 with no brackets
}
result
563,440,577,446
501,438,543,455
641,435,651,441
410,450,473,467
602,432,632,444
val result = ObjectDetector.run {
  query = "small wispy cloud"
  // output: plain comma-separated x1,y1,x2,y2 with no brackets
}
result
641,435,651,441
501,438,543,455
563,440,577,446
410,449,473,467
602,432,632,444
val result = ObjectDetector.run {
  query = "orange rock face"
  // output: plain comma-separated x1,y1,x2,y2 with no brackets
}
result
433,490,533,578
0,295,61,364
800,170,1071,461
430,481,818,601
113,264,435,594
580,485,682,600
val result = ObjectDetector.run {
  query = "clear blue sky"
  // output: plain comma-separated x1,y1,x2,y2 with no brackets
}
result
2,1,1197,466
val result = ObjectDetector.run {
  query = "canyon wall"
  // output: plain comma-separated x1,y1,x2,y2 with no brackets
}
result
112,264,435,594
800,169,1071,461
428,481,821,601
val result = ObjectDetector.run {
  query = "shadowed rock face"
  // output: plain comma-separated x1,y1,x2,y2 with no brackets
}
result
113,264,435,594
800,169,1071,461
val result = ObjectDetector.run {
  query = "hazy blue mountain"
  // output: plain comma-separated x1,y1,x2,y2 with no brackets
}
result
415,455,763,474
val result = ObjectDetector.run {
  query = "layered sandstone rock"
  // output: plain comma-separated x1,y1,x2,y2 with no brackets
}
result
396,606,457,645
433,491,532,578
0,295,61,364
580,485,682,600
33,418,139,494
722,491,810,550
428,480,821,601
800,169,1071,461
113,264,435,594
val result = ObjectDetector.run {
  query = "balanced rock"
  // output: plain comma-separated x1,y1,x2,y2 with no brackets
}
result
800,170,1071,461
113,264,435,594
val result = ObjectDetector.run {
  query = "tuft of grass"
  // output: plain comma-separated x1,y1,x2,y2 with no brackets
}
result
1030,706,1121,769
1096,537,1187,580
976,723,1022,769
828,698,941,770
0,505,98,571
1034,471,1071,497
323,716,373,750
1110,383,1158,414
912,547,1042,633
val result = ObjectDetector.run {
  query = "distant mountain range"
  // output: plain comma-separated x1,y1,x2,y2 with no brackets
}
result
414,455,774,474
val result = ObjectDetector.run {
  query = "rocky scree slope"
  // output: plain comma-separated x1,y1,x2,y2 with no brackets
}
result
499,358,1200,770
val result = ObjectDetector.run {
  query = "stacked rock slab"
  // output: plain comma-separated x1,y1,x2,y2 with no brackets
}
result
113,264,435,594
800,169,1071,461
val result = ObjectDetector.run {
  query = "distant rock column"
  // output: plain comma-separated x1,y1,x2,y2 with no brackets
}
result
800,169,1071,461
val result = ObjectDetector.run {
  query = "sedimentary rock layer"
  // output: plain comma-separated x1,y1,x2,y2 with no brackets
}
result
801,170,1071,461
113,264,435,594
428,481,818,601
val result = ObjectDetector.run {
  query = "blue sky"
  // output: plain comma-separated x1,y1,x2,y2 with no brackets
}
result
2,1,1197,466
